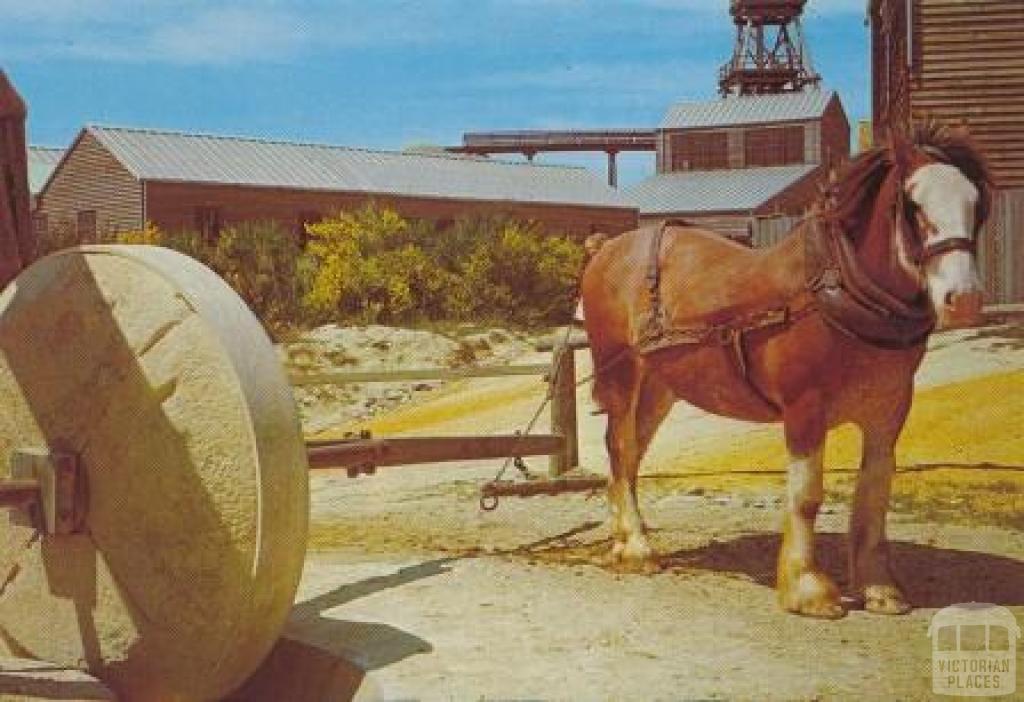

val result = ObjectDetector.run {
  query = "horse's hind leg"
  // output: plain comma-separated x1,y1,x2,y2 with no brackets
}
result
849,393,913,615
777,393,844,619
595,355,663,571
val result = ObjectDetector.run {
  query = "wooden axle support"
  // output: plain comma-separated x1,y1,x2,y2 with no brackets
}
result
307,434,565,475
0,449,81,536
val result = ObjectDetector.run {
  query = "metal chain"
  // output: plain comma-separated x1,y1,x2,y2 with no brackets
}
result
479,320,576,511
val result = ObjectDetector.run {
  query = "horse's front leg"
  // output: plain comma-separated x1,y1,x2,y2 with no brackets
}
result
777,397,844,619
849,427,912,615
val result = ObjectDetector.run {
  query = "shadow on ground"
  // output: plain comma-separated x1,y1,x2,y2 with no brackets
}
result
660,532,1024,607
231,560,452,701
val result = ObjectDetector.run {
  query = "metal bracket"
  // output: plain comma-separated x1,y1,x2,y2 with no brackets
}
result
4,449,83,535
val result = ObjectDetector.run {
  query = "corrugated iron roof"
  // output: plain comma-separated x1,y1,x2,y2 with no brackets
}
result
623,164,818,215
28,146,64,195
660,90,836,130
86,125,633,210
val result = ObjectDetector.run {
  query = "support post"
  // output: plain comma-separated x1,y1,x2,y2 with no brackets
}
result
606,150,618,188
549,342,578,477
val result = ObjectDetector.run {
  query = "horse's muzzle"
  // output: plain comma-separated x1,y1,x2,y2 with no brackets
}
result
938,290,984,329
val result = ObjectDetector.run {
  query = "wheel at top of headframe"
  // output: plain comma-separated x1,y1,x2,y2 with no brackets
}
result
0,244,310,700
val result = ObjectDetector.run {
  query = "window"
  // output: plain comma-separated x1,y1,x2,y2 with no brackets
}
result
194,206,222,243
670,131,729,171
744,126,805,167
76,210,97,242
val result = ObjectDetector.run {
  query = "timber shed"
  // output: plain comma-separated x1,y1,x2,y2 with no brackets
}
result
34,126,638,245
869,0,1024,302
627,89,849,240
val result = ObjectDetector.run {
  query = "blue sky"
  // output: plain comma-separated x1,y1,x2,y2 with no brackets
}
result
4,0,870,186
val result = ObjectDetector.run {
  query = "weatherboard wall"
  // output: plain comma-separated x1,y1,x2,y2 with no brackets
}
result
657,116,847,175
141,181,638,239
871,0,1024,188
36,132,143,241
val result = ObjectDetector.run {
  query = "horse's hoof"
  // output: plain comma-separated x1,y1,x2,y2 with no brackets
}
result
795,599,846,620
863,584,912,615
781,571,846,620
612,556,662,575
606,540,661,574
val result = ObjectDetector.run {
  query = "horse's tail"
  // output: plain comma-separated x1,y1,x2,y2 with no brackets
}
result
574,233,611,325
584,231,611,260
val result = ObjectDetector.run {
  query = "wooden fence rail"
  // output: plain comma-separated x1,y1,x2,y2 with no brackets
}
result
293,342,581,476
289,363,552,387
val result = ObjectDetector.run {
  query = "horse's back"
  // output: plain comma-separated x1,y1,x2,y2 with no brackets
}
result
581,224,803,346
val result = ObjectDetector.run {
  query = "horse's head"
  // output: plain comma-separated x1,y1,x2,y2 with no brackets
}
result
893,124,992,328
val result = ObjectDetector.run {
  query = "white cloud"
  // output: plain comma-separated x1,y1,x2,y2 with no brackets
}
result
1,0,863,66
480,59,717,95
146,8,308,64
4,2,439,65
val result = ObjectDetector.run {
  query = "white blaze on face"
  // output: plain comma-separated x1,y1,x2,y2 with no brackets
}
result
906,163,982,311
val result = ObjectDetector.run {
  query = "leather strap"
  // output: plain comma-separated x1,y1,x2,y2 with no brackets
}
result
806,219,935,349
922,236,976,262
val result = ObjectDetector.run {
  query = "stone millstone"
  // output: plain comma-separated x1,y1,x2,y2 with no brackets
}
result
0,246,309,701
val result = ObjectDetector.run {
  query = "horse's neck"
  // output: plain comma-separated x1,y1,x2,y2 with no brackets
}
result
851,183,923,303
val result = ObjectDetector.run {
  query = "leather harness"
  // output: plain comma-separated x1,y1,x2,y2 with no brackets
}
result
635,215,960,414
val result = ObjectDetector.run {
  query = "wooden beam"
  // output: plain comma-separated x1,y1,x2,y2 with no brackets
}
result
0,479,40,508
535,334,590,352
290,363,551,386
306,434,565,470
480,476,607,499
548,346,579,477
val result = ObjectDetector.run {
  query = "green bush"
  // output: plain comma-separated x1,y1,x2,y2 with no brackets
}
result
83,205,584,330
114,220,304,332
454,216,585,326
302,204,584,327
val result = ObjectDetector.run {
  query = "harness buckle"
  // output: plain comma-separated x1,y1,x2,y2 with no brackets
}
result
819,267,842,290
713,326,735,346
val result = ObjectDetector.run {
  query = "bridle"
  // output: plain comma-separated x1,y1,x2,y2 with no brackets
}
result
894,146,982,272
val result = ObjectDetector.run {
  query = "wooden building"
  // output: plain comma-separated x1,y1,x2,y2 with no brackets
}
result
627,89,849,239
869,0,1024,303
35,126,638,246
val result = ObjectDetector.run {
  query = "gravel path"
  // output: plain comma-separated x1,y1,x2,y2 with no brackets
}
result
287,321,1024,701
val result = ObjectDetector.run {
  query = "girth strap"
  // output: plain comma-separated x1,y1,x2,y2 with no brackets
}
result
637,221,793,415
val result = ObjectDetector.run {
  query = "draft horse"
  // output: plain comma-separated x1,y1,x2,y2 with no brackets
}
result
580,123,992,618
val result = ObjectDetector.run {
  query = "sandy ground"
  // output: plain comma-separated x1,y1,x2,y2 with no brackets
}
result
290,321,1024,701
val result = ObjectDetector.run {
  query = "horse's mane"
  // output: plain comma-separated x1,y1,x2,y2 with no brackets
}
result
825,121,993,240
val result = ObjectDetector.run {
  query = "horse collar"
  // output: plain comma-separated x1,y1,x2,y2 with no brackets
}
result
805,218,935,350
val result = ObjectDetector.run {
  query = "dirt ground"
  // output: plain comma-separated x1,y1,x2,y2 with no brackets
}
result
291,320,1024,701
